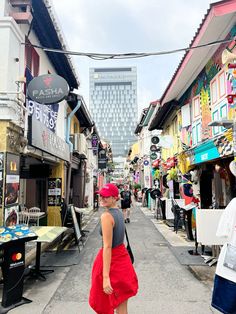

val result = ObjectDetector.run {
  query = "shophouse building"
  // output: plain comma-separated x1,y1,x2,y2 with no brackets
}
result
0,0,96,226
149,0,236,210
134,101,160,189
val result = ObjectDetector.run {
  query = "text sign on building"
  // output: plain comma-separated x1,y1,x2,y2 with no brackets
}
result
28,116,70,162
150,145,158,152
91,134,99,154
48,178,62,206
98,149,107,169
151,136,159,145
27,100,59,133
27,74,69,104
150,152,158,160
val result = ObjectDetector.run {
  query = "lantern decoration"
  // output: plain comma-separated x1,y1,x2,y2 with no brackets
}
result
227,94,236,104
152,160,160,169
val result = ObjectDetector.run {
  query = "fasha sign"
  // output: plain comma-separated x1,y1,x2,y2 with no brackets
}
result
27,74,69,104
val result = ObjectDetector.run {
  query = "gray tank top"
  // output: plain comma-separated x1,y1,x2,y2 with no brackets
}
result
100,208,125,248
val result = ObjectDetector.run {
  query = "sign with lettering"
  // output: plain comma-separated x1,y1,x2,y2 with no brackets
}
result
28,116,70,161
150,152,158,160
27,99,59,132
48,178,62,206
98,149,107,169
194,139,220,164
151,136,160,144
27,74,69,104
91,134,99,154
150,145,158,152
143,160,149,166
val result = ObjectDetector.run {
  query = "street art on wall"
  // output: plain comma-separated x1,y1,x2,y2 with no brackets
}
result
214,132,233,157
178,26,236,148
200,88,211,140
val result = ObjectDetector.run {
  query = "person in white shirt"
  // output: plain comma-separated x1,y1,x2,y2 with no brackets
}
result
211,197,236,313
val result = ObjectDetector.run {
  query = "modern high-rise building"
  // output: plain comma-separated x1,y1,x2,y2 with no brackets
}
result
89,67,137,157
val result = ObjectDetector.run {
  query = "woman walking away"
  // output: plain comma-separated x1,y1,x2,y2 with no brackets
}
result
89,183,138,314
120,185,132,223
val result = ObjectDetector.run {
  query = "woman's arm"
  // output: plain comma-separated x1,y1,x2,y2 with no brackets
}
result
101,212,114,294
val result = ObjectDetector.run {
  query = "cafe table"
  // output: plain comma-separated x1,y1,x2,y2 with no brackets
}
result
29,226,67,280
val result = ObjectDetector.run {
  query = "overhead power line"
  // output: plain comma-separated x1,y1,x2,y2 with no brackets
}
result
23,37,235,60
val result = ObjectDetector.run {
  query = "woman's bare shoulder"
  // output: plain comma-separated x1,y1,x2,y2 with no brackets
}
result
101,212,115,228
101,211,114,221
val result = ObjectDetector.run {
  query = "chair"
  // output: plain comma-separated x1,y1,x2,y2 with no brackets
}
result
28,207,41,226
19,206,29,225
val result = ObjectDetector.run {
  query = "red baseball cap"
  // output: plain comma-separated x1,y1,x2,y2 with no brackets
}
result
98,183,119,198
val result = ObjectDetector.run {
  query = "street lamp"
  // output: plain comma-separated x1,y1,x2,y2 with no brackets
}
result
208,119,234,129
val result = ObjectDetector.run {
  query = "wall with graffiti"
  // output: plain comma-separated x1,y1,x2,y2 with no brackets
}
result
178,25,236,149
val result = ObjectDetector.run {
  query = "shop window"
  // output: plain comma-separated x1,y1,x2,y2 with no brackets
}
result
181,103,191,127
192,119,201,146
173,117,178,134
212,109,220,135
74,122,78,133
212,101,228,136
218,71,226,99
192,96,200,120
25,38,39,77
211,79,217,105
210,70,226,107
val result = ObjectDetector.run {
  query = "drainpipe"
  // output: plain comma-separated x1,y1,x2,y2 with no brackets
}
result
65,99,81,206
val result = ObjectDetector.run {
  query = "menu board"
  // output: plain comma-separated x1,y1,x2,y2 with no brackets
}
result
70,205,82,243
4,153,20,226
48,178,62,206
0,224,37,244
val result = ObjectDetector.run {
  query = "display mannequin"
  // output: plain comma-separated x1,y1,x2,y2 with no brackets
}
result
211,197,236,313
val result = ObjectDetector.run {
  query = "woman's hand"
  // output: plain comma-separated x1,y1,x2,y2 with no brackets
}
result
103,276,113,294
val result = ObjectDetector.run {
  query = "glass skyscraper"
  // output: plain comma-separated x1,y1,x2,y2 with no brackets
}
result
89,67,137,157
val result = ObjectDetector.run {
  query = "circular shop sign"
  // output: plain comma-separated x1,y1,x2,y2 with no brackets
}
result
143,160,149,166
151,136,160,144
28,74,69,104
150,144,158,152
150,152,158,160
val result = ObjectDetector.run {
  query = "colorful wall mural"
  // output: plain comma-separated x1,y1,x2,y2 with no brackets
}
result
178,25,236,151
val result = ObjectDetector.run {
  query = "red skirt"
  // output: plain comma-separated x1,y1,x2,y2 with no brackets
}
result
89,244,138,314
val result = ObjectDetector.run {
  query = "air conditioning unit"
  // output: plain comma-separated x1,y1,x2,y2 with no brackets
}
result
70,133,87,156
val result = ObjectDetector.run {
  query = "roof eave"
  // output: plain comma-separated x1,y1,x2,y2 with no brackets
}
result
32,0,79,89
148,100,179,131
160,0,236,105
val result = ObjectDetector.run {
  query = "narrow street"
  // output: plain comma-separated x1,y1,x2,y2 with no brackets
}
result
10,206,217,314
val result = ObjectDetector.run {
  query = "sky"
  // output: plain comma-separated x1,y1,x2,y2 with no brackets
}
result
50,0,221,118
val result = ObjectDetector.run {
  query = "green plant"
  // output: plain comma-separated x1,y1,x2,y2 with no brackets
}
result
153,169,161,179
133,183,141,190
167,167,178,181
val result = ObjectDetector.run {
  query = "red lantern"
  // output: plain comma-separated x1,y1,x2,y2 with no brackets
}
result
152,160,160,168
227,94,235,104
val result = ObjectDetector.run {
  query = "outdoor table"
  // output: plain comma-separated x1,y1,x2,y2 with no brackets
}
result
0,224,37,313
29,226,67,280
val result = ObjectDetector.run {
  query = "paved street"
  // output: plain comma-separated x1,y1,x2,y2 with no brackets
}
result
9,206,217,314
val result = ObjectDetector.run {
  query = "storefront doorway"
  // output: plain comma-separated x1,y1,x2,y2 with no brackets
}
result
200,169,213,208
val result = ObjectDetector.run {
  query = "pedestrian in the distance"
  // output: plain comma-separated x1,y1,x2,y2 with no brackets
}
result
120,185,132,223
89,183,138,314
